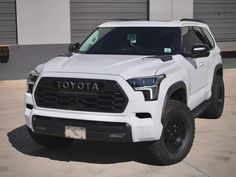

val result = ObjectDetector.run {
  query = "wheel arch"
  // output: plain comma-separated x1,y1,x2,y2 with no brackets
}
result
214,64,223,77
162,81,188,122
211,63,223,90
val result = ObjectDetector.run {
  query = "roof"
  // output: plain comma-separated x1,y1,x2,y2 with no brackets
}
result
99,20,209,28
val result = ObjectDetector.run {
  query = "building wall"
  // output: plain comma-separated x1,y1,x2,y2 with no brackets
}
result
16,0,70,45
0,44,68,80
149,0,193,21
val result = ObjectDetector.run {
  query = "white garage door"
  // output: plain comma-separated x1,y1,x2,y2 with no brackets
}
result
194,0,236,42
71,0,148,43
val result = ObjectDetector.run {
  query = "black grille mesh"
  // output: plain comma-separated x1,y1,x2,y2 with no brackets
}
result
34,77,128,113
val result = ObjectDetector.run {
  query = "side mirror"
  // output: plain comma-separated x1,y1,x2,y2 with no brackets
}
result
0,45,10,63
191,44,210,58
68,42,80,53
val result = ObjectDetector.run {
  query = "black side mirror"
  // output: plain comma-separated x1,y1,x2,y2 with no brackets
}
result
0,45,10,63
191,44,210,58
68,42,81,53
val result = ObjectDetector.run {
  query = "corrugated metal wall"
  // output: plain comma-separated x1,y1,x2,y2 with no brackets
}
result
194,0,236,42
0,0,17,44
70,0,148,43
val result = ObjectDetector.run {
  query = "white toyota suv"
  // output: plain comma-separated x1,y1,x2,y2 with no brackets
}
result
25,19,224,165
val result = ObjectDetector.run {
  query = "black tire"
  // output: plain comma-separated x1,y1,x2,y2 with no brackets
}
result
200,75,224,119
27,127,73,148
147,100,195,165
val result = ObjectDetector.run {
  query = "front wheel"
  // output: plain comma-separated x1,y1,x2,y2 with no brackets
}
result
147,100,195,165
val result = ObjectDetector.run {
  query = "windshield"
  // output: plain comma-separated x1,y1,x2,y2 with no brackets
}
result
79,27,181,55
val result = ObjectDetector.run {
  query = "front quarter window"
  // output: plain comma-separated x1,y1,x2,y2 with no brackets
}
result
79,28,113,54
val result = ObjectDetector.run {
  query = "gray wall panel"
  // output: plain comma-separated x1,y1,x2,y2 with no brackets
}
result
0,0,16,44
0,44,68,80
194,0,236,41
70,0,148,43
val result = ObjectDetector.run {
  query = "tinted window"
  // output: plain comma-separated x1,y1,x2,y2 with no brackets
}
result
201,27,215,49
193,26,208,44
79,27,181,55
182,26,207,56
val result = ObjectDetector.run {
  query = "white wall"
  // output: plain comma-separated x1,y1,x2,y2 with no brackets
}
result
150,0,193,21
16,0,70,45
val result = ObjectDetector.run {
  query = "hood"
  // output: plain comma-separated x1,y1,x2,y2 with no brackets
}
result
42,53,173,79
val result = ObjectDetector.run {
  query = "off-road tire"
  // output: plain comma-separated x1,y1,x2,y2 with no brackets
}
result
27,127,73,148
200,75,224,119
147,100,195,165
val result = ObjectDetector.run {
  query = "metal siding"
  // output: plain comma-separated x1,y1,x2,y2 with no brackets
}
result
70,0,148,43
194,0,236,41
0,0,17,44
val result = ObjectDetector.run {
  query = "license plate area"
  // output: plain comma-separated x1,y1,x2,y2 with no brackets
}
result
65,126,86,139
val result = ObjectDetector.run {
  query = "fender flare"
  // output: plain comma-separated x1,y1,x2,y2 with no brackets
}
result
161,81,187,122
211,63,223,89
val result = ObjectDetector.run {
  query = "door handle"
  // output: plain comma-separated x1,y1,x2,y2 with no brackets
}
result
199,61,204,66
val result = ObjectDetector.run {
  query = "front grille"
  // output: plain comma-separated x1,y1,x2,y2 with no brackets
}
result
34,77,128,113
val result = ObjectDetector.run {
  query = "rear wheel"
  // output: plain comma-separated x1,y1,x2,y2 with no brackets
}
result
27,127,73,148
147,100,195,165
200,75,224,119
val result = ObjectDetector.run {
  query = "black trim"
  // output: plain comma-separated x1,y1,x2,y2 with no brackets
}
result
162,81,187,122
26,104,33,110
191,100,210,118
135,112,152,119
180,18,206,24
32,115,133,142
166,81,187,103
144,55,173,62
213,64,223,78
58,53,73,57
147,0,150,21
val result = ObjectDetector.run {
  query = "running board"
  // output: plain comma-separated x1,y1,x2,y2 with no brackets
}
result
191,100,210,118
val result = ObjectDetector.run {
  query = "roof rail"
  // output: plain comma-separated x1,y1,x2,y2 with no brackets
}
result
180,18,205,24
113,19,143,21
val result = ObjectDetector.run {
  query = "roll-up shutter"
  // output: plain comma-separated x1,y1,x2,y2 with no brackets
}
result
194,0,236,42
0,0,17,44
71,0,148,43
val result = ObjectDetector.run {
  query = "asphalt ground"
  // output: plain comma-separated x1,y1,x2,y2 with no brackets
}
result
0,59,236,177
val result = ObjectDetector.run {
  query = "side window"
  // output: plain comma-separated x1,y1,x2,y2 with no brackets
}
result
192,26,207,44
201,27,215,50
182,26,205,56
181,27,208,56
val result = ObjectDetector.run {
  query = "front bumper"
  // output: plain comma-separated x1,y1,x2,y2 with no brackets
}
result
25,72,165,142
32,115,132,142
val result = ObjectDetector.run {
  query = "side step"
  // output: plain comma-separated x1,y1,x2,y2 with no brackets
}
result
191,100,210,118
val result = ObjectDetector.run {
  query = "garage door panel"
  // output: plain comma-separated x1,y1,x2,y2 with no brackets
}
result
195,0,236,3
0,14,15,21
71,0,147,3
70,0,148,43
0,0,16,44
194,0,236,41
71,2,147,8
71,13,146,20
195,13,236,19
194,4,236,14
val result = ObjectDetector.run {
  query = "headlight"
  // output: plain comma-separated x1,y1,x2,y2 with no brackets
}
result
127,75,165,101
27,70,39,93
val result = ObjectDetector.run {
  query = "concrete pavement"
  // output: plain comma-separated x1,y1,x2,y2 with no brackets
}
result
0,69,236,177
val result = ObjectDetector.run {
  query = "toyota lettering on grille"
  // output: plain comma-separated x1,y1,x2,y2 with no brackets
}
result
55,81,99,91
